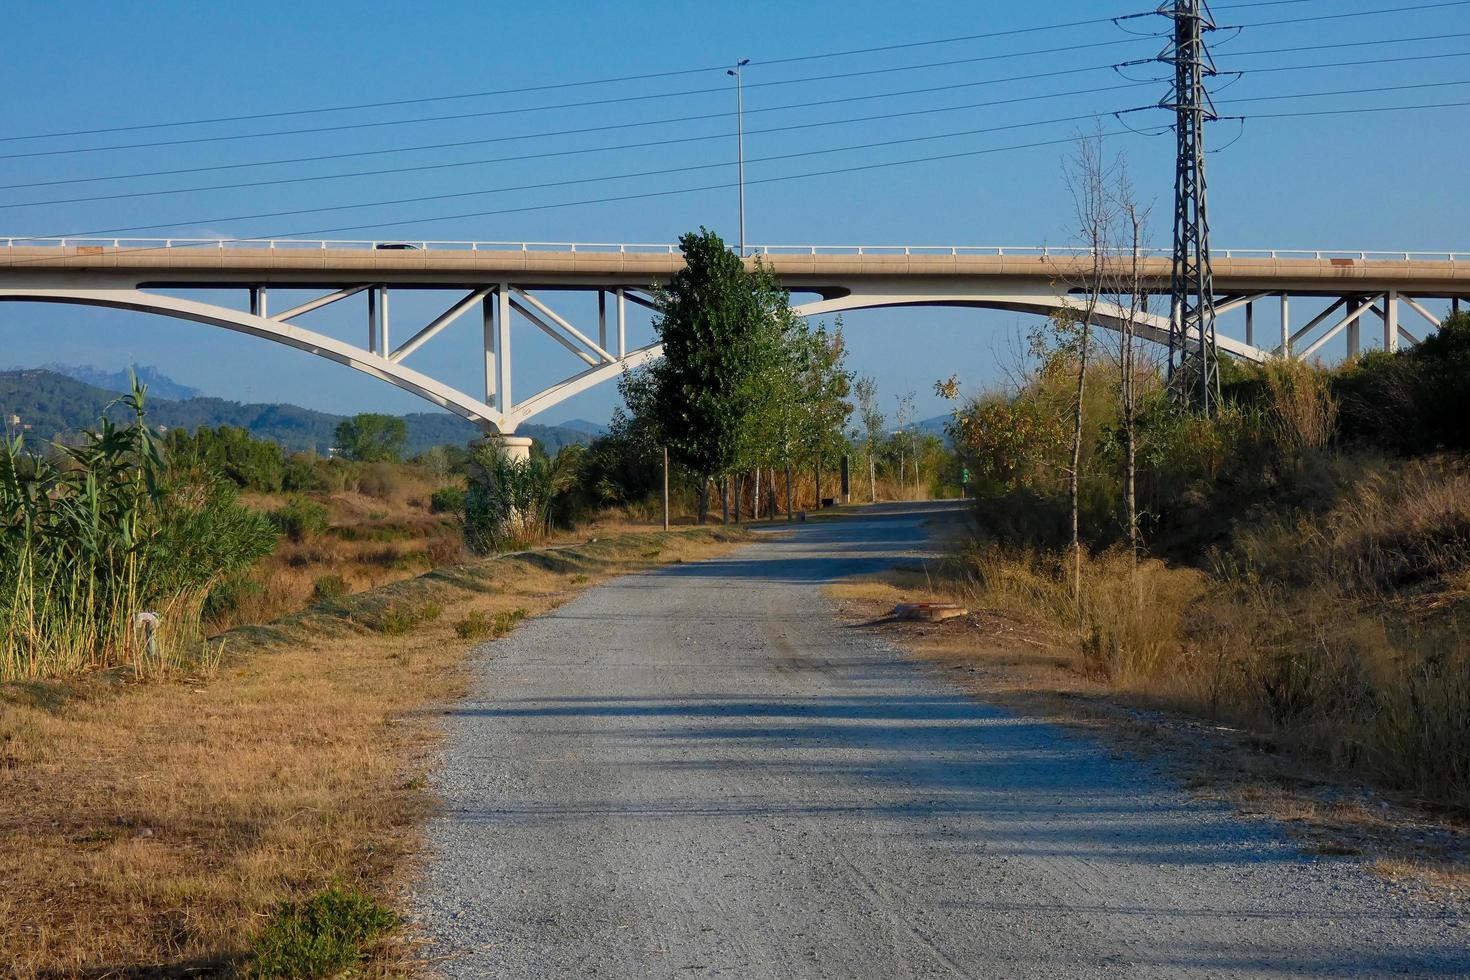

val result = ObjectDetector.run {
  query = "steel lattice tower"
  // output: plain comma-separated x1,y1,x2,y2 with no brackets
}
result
1162,0,1221,414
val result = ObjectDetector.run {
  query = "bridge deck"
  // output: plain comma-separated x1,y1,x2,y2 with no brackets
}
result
0,244,1466,296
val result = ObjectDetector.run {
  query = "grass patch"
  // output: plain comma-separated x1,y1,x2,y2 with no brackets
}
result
374,602,442,635
453,608,528,641
0,525,749,977
248,886,395,979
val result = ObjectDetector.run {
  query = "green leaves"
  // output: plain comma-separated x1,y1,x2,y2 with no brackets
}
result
333,413,407,463
641,229,853,488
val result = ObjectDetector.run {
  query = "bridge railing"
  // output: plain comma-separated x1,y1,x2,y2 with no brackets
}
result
0,237,1466,262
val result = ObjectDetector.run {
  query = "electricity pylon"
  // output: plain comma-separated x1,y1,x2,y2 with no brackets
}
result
1161,0,1221,414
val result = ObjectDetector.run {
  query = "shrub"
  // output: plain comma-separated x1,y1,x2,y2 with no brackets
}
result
1,382,277,679
375,602,441,635
430,485,466,514
355,462,408,500
247,886,395,979
282,453,331,493
269,496,330,543
165,425,285,492
463,444,580,554
453,608,527,641
311,574,349,603
203,573,263,621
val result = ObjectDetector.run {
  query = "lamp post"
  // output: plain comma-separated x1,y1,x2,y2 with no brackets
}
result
727,59,750,257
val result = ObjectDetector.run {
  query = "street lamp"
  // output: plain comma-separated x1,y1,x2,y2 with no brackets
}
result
727,59,750,257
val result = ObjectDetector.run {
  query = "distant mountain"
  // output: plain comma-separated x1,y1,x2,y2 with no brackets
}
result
43,363,202,401
0,369,595,456
557,418,609,436
916,413,953,437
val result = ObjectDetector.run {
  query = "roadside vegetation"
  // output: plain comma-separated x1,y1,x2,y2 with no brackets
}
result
906,141,1470,814
0,517,747,977
0,228,950,974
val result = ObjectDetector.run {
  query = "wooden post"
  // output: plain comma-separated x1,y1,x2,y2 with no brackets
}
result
662,446,670,531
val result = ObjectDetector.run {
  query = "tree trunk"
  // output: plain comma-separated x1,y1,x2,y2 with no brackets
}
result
1070,322,1091,604
698,477,709,525
868,450,877,503
733,475,741,524
721,476,729,525
814,462,822,508
785,463,794,521
753,469,761,522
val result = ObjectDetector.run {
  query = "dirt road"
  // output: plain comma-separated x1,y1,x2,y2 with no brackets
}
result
413,502,1469,978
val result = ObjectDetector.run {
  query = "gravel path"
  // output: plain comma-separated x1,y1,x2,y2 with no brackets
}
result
413,502,1470,978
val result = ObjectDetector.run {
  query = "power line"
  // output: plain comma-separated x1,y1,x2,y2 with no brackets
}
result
0,73,1136,189
0,82,1160,209
5,98,1464,257
16,93,1468,244
0,31,1157,145
1221,76,1470,103
0,57,1160,163
1223,29,1470,56
12,109,1129,240
1241,0,1470,26
9,33,1463,193
6,130,1140,254
14,3,1459,163
12,73,1464,213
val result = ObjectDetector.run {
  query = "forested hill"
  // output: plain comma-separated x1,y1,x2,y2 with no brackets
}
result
0,369,594,455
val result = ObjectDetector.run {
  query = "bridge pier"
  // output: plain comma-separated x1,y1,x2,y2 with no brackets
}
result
495,435,533,463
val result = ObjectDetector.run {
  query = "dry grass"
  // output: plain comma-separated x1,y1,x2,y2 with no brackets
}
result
0,526,748,978
827,569,1470,893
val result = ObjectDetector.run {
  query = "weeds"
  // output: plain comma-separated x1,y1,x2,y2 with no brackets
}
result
0,381,276,680
374,602,441,636
453,607,527,641
311,574,349,603
247,886,395,979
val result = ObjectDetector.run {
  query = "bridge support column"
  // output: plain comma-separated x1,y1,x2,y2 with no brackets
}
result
495,435,533,463
1245,300,1254,347
1384,290,1399,353
1279,294,1290,357
1346,296,1361,358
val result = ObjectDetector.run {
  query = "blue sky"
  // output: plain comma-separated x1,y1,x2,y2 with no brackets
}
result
0,0,1466,426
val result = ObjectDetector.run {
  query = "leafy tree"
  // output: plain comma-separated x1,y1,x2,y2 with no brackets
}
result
645,229,793,521
855,377,885,502
165,425,285,491
333,413,407,462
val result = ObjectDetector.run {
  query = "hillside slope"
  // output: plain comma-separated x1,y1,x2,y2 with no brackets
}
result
0,369,593,455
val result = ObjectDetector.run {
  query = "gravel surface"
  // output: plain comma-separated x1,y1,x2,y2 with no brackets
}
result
413,502,1470,978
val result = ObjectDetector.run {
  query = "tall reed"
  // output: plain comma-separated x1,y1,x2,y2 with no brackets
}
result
0,381,275,680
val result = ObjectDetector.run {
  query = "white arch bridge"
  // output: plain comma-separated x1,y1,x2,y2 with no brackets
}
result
1,238,1466,441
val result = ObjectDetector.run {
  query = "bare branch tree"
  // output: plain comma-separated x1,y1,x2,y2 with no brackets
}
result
1056,131,1120,602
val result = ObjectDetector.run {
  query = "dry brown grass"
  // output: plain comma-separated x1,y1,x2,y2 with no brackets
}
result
827,519,1470,891
0,526,748,978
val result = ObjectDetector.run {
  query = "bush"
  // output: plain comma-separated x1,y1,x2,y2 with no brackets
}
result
375,602,441,635
355,462,407,500
1334,311,1470,454
165,425,285,492
1,383,277,679
247,886,395,979
311,574,349,603
269,496,330,543
453,608,527,641
429,485,465,514
463,443,580,554
203,573,263,621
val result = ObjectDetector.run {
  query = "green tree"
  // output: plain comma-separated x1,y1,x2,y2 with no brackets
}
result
646,229,792,522
333,413,406,462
